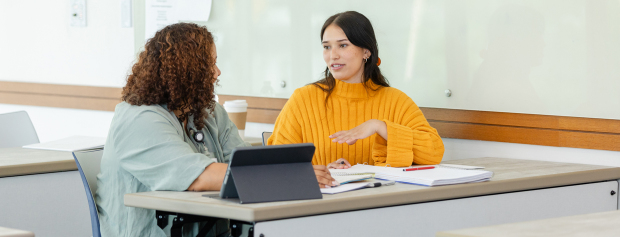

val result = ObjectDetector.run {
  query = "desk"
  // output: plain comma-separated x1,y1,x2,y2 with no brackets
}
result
0,136,262,236
243,136,263,146
0,148,91,237
436,210,620,237
0,227,34,237
125,157,620,237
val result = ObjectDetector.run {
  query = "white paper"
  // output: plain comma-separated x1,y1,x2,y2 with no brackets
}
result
320,183,368,195
145,0,212,40
23,136,106,152
145,0,178,41
339,164,494,186
177,0,212,21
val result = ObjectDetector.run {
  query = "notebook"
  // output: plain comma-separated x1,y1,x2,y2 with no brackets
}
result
332,174,373,185
335,164,493,187
321,183,369,194
23,136,106,152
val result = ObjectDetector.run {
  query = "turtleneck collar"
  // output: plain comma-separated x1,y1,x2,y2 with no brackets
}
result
332,79,380,99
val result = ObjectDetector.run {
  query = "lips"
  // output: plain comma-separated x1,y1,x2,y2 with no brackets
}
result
331,63,345,70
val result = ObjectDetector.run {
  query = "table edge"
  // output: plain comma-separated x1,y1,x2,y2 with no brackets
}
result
0,160,77,178
126,167,620,222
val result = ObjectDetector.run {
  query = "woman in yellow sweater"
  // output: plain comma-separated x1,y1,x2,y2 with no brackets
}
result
268,11,445,187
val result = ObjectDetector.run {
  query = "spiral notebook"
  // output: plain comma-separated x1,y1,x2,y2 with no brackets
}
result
334,164,493,187
332,174,373,185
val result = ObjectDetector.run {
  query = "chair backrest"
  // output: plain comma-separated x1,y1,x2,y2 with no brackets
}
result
73,149,104,237
0,111,39,148
262,132,273,146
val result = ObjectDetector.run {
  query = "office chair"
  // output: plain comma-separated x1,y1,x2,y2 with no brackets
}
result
0,111,39,148
73,149,104,237
261,132,272,146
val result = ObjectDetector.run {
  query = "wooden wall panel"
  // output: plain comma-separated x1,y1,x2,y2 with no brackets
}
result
1,81,620,152
428,121,560,147
0,81,122,111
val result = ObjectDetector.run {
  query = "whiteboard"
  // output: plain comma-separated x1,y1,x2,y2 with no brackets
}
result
134,0,619,119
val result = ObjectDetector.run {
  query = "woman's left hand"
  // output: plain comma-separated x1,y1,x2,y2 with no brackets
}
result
329,119,387,145
327,158,352,169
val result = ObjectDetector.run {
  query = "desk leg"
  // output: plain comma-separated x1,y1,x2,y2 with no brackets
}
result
165,212,217,237
156,211,172,229
157,212,253,237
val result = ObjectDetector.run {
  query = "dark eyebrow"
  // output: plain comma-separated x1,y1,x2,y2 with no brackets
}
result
321,39,349,44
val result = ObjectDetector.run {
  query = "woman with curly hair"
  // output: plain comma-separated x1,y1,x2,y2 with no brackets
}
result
96,23,247,237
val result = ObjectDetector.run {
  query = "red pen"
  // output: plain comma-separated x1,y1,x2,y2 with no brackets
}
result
402,166,435,172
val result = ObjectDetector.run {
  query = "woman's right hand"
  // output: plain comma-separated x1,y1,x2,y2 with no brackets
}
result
313,165,338,188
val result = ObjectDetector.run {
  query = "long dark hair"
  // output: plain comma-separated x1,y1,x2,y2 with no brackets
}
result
312,11,389,103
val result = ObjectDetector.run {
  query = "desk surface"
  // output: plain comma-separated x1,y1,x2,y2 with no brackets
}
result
436,210,620,237
244,136,263,146
0,226,34,237
124,157,620,222
0,136,264,178
0,148,76,178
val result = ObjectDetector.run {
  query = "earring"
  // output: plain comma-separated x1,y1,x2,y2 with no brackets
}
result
364,58,368,63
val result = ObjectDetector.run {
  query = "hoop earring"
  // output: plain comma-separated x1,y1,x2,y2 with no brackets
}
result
364,58,368,63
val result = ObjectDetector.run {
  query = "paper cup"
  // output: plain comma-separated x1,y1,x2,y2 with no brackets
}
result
223,100,248,139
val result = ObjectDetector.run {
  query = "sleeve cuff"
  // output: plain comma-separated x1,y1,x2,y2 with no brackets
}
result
178,156,214,191
380,119,415,167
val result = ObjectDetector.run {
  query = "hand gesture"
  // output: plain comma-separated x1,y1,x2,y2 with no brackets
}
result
329,119,386,145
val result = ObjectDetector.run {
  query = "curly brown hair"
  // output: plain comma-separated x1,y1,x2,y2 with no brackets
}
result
122,23,217,130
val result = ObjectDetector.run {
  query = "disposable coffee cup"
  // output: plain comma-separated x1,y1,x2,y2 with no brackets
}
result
223,100,248,139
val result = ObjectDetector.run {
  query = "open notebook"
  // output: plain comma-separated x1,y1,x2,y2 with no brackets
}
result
331,174,373,185
335,164,493,187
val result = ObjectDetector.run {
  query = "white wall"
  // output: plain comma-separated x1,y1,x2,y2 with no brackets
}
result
3,103,619,167
0,104,114,143
443,138,620,167
1,1,618,167
0,0,134,87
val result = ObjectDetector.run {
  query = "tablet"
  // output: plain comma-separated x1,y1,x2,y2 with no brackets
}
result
219,143,321,203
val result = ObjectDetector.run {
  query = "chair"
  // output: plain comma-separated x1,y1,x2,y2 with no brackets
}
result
0,111,39,148
73,149,104,237
261,132,272,146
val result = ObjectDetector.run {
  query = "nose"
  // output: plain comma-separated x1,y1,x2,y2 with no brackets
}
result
330,48,340,60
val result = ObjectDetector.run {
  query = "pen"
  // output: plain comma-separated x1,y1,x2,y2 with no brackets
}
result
366,180,396,187
402,166,435,172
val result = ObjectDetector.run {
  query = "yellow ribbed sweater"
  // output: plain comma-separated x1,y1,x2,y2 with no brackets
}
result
268,79,444,167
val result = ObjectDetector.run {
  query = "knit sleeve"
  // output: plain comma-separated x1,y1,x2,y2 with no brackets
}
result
372,92,444,167
267,89,304,145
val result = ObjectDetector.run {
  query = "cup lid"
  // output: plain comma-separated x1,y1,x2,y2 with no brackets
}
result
223,100,248,107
